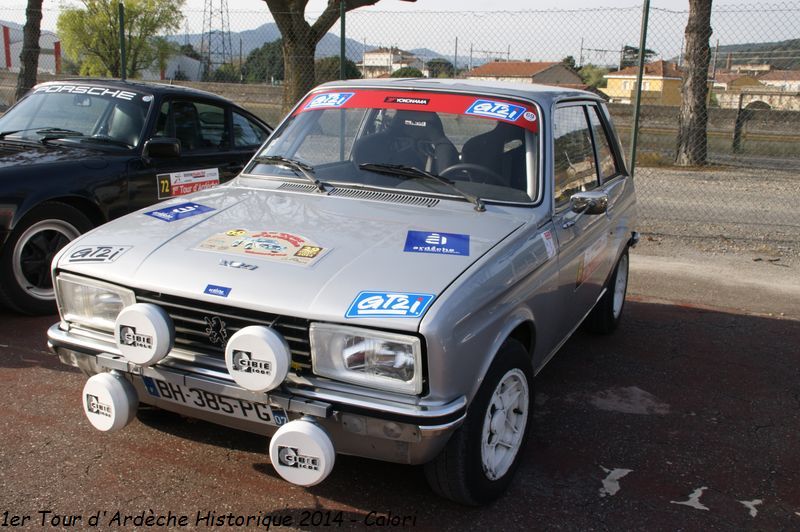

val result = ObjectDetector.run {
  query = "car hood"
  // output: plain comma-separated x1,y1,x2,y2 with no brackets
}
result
57,184,529,330
0,141,110,170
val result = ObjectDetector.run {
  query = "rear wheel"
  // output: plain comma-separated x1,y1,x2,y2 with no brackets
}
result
585,250,629,334
424,338,533,505
0,203,93,314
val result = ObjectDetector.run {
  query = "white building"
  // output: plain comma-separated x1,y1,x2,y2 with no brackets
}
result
358,47,424,78
758,70,800,92
0,21,61,74
141,55,204,82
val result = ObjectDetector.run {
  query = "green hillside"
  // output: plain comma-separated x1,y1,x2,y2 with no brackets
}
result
713,39,800,70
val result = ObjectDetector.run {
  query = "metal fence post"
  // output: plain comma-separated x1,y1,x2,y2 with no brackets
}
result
340,0,346,80
118,1,126,81
628,0,650,178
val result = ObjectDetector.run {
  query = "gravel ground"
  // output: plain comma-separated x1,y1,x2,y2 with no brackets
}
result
635,166,800,267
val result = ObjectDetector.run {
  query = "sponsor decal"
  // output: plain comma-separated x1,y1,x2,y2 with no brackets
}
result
204,284,231,298
404,231,470,256
144,202,215,222
403,119,426,127
66,245,131,264
196,230,328,266
385,96,430,105
304,92,354,109
219,259,258,271
119,325,153,350
465,99,526,122
157,167,220,199
576,235,608,287
541,230,556,259
204,316,228,345
524,111,537,122
85,394,112,417
33,84,139,100
232,350,272,375
277,446,320,471
345,291,435,319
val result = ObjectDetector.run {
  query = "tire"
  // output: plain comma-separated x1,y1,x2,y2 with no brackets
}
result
424,338,533,506
584,249,629,334
0,202,93,315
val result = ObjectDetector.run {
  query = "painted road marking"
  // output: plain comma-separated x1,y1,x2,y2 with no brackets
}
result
599,467,633,497
670,487,710,511
739,499,763,517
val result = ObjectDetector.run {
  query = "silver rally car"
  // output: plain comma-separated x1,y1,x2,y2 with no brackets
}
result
48,79,637,505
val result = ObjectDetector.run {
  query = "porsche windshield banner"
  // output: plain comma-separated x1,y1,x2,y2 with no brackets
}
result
294,90,539,133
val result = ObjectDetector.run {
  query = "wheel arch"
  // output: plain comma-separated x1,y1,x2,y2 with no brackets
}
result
12,196,106,230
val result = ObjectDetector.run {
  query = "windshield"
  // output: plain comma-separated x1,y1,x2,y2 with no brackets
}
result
250,89,539,203
0,84,152,148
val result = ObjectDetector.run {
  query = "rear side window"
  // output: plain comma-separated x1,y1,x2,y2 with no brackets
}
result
553,105,597,205
588,107,618,181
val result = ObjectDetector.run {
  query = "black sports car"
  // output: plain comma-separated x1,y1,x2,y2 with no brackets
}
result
0,79,271,314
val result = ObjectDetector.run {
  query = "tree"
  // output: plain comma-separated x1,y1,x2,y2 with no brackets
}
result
152,36,178,79
315,56,360,84
676,0,713,166
263,0,415,110
14,0,43,101
579,64,609,89
209,63,242,83
179,43,202,61
391,67,423,78
619,45,656,69
426,58,454,78
57,0,185,78
561,55,576,70
242,39,284,83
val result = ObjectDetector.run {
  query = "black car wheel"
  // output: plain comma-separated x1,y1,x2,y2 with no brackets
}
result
0,203,93,314
424,338,533,506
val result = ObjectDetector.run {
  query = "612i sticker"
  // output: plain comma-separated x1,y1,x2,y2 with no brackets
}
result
345,291,435,319
66,245,131,264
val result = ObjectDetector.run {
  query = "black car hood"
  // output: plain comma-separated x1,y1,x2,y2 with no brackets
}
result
0,141,113,170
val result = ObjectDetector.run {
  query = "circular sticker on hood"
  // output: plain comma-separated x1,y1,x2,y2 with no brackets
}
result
82,372,139,432
114,303,174,366
224,326,290,392
269,419,335,486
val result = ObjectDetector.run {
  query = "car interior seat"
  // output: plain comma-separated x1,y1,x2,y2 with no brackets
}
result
172,101,203,151
353,110,459,174
106,101,145,147
460,121,527,190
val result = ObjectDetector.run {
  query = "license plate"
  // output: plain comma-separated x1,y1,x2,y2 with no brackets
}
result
140,375,288,426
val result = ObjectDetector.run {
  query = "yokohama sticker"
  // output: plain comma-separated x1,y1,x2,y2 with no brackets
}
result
195,229,328,266
157,168,220,199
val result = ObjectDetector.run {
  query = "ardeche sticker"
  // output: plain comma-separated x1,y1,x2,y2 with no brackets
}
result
404,231,469,256
345,291,435,318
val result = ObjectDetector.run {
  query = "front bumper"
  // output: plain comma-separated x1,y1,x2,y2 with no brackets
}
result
48,323,466,465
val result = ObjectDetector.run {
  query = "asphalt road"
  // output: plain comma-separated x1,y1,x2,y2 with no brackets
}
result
1,276,799,530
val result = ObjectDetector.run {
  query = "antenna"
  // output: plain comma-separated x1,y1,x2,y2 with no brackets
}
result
200,0,233,78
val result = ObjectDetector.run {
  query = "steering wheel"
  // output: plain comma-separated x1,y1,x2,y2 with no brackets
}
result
440,163,506,186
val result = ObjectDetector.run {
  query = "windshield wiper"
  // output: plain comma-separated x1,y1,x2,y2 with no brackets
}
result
0,127,83,140
253,155,327,193
359,163,485,212
80,136,132,148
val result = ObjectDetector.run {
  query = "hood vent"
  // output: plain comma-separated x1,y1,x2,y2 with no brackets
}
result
278,182,440,207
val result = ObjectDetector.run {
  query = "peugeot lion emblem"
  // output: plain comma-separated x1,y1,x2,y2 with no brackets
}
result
204,316,228,346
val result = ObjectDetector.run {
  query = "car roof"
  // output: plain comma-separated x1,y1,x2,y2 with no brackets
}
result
34,78,234,105
314,78,601,107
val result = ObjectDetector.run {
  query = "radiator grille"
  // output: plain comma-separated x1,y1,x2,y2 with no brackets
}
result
136,291,312,373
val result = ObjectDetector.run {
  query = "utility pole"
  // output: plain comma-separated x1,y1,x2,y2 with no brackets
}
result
579,38,584,68
339,0,346,79
629,0,651,178
454,37,458,77
469,43,473,71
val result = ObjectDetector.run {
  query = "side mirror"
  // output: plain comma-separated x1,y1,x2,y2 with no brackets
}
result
143,137,181,158
570,190,608,215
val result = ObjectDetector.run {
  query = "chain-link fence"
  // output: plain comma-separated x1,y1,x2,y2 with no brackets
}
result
1,2,799,255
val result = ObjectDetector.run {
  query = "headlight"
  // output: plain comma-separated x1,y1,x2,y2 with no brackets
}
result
55,273,135,333
309,323,423,395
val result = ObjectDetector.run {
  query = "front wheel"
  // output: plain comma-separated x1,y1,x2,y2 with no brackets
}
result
424,338,533,505
0,203,93,314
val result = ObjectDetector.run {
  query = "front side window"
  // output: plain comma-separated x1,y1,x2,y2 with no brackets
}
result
588,106,619,181
233,111,269,147
0,84,151,148
553,105,598,205
154,99,228,152
251,90,539,203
